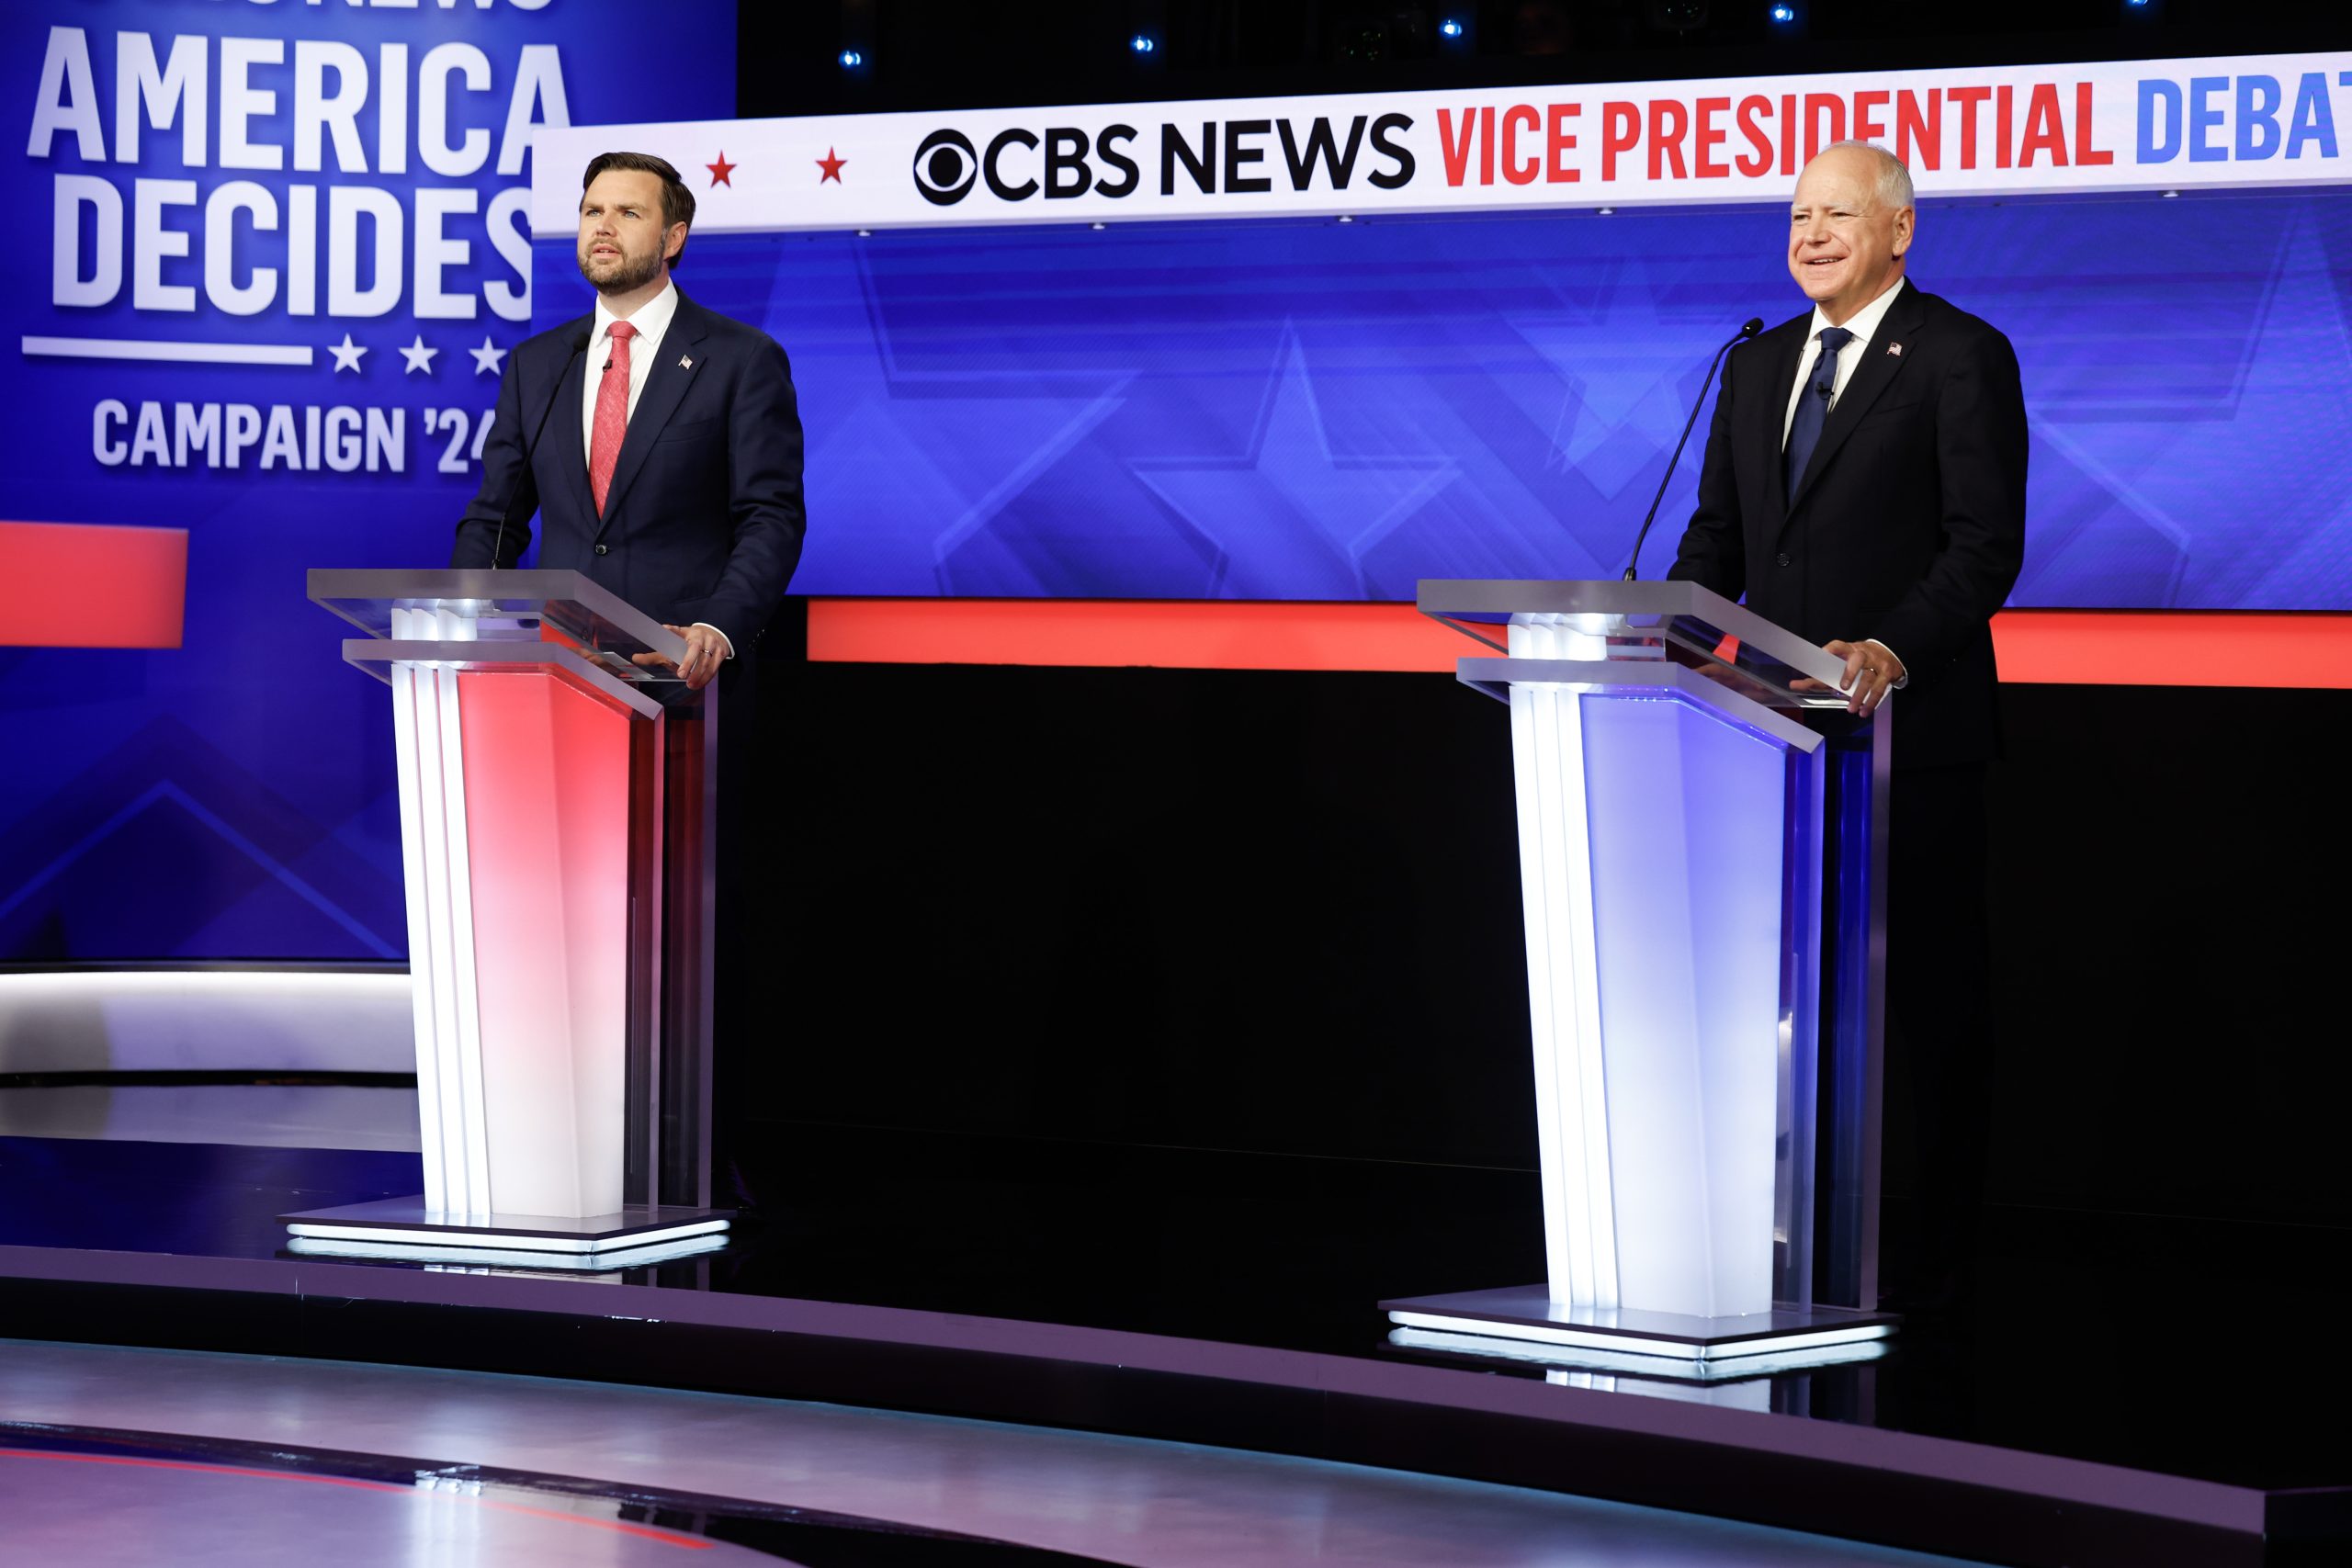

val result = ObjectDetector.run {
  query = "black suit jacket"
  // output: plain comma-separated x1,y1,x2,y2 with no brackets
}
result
452,288,807,655
1668,283,2026,769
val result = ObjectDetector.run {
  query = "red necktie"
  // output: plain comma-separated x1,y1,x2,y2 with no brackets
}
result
588,320,637,516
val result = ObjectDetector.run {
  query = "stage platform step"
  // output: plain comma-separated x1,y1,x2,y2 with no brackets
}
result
2,1130,2346,1568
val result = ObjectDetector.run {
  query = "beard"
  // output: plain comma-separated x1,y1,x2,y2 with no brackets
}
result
578,243,664,295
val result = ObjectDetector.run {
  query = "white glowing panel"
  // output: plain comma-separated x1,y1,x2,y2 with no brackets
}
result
0,970,413,1075
1508,616,1617,1311
434,606,494,1217
286,1218,727,1256
1391,1325,1890,1382
390,604,460,1213
1386,1311,1888,1362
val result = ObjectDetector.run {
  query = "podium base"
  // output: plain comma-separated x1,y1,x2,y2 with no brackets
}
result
1381,1284,1895,1372
281,1196,732,1268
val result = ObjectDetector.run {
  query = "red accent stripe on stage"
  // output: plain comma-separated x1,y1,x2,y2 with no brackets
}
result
807,599,1467,672
1988,609,2352,689
0,521,187,649
805,600,2352,688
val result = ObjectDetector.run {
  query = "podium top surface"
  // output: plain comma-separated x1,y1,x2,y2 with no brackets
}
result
308,569,688,676
1415,578,1849,695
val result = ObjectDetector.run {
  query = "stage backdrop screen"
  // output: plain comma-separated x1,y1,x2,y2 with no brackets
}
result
526,185,2352,609
11,36,2346,964
1,0,734,963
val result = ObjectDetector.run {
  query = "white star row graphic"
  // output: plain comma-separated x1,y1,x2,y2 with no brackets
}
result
328,333,508,377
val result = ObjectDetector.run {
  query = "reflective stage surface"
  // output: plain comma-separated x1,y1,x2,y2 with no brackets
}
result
2,1422,800,1568
0,1340,1980,1568
3,1122,2348,1564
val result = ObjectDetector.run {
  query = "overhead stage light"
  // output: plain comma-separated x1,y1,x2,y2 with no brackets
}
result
1130,34,1157,53
1440,18,1464,36
1770,4,1796,21
838,50,864,68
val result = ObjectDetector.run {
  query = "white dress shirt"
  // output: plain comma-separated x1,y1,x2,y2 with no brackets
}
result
1781,274,1908,445
1780,273,1910,685
581,280,732,659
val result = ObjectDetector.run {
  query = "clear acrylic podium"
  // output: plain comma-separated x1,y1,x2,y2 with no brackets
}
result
1385,581,1894,1369
283,570,730,1267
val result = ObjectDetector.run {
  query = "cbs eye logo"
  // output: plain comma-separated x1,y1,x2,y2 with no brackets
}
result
913,130,978,206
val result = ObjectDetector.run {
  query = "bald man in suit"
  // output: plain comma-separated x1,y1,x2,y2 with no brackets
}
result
1670,141,2028,1311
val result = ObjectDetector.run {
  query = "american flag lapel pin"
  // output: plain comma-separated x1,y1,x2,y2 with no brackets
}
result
679,355,693,369
1886,342,1904,356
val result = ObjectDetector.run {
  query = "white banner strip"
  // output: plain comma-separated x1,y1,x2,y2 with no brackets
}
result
534,51,2351,237
24,336,315,367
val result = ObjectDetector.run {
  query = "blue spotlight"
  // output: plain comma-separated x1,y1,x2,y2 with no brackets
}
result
1440,17,1464,37
1130,34,1157,53
1770,4,1795,21
838,50,864,68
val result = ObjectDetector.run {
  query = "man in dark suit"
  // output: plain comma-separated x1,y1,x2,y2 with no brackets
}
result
453,152,807,1209
453,151,806,681
1669,141,2028,1309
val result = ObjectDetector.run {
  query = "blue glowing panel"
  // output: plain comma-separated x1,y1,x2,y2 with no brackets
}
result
1577,691,1789,1318
613,185,2352,608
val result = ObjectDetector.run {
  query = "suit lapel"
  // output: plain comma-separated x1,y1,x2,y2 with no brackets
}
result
1751,319,1807,535
1784,286,1928,521
594,293,711,537
546,316,596,530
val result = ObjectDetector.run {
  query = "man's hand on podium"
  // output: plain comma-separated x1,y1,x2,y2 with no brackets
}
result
632,622,729,691
1792,637,1905,716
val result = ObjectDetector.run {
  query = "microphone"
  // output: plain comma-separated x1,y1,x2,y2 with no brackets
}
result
490,330,591,570
1622,317,1764,581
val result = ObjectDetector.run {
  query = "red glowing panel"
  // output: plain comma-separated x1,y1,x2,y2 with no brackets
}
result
457,670,635,1217
0,521,187,649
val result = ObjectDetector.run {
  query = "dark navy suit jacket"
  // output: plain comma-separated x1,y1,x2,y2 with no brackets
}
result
1668,283,2027,769
452,287,806,655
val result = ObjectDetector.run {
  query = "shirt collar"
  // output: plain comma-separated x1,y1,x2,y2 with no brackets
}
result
1808,275,1906,348
592,277,679,350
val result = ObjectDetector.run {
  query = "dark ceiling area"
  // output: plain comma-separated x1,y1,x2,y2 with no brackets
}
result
738,0,2342,118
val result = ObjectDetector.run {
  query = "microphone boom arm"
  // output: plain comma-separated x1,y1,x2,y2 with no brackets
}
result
1622,317,1763,581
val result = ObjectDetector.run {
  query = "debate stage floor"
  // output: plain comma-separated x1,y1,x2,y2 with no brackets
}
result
1,1123,2346,1566
2,1340,1985,1568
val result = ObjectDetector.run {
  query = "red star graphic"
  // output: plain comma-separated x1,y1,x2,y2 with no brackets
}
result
706,152,736,187
816,147,847,184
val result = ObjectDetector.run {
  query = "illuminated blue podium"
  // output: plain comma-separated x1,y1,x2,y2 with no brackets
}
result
1386,581,1894,1371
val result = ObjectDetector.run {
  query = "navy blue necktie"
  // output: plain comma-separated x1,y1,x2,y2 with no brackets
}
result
1785,326,1855,502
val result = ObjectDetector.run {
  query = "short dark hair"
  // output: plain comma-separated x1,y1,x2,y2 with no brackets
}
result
582,152,695,267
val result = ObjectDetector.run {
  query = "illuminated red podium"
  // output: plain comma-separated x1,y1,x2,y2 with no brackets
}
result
284,570,729,1267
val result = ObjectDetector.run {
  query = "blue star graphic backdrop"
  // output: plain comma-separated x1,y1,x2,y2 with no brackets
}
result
592,185,2351,608
9,173,2346,962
